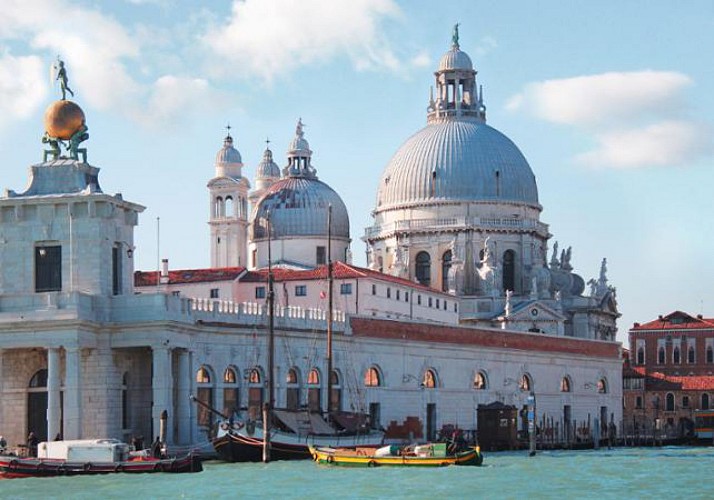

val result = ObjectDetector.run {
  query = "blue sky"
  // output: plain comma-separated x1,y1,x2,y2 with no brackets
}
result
1,0,713,343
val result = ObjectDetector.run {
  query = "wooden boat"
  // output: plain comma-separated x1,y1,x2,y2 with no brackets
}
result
211,409,385,462
309,443,484,467
0,439,202,479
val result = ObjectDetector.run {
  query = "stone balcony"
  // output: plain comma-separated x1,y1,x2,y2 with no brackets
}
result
0,291,345,332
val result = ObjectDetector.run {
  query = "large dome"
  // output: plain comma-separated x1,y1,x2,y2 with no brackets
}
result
376,120,539,210
251,177,350,239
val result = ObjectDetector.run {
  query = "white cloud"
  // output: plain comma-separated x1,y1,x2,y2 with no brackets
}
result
0,0,222,128
507,71,711,168
507,71,691,127
410,51,431,68
203,0,402,82
577,120,713,168
0,52,47,127
135,75,227,128
473,36,498,57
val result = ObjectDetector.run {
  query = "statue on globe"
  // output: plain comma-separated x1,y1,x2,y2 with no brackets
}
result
54,58,74,101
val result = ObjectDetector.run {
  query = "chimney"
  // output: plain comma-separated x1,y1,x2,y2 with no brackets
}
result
160,258,170,284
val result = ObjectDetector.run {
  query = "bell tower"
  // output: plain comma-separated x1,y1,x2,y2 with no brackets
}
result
208,126,250,268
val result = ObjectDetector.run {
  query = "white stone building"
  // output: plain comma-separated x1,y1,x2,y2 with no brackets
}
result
0,31,623,451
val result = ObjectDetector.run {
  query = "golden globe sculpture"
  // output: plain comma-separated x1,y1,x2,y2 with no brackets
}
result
43,100,85,141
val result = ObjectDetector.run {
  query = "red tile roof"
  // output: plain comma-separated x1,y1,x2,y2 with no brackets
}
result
350,317,621,358
134,267,246,286
630,311,714,331
627,366,714,391
241,261,450,296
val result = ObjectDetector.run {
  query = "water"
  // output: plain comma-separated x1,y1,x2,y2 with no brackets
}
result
2,447,712,499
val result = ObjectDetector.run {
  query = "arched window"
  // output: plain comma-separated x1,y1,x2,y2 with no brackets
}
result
441,250,452,292
703,393,710,410
673,347,680,364
502,249,515,292
224,196,234,218
560,376,571,393
708,346,714,363
415,251,431,286
247,367,264,420
422,369,437,389
286,368,300,410
474,371,487,390
658,347,665,364
519,374,532,392
688,346,695,363
665,393,675,411
196,366,211,384
196,366,214,426
636,347,645,365
29,369,48,388
308,368,322,412
365,367,381,387
214,196,224,218
329,370,341,412
223,367,239,417
597,378,608,394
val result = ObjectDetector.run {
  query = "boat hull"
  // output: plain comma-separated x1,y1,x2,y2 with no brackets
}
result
0,453,202,478
213,427,385,462
309,445,484,467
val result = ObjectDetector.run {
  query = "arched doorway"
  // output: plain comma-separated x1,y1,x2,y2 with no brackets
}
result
27,369,57,442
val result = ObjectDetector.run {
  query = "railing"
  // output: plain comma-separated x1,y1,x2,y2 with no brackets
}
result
365,216,548,238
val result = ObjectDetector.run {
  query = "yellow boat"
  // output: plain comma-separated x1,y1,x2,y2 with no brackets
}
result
309,443,483,467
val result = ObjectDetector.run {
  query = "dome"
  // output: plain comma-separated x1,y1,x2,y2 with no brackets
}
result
256,147,280,179
215,135,242,165
251,177,350,239
438,47,473,71
376,120,539,210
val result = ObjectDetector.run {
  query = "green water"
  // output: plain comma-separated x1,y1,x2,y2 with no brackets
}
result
2,447,711,499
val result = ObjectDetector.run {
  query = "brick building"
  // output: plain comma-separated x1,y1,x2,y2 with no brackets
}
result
625,311,714,437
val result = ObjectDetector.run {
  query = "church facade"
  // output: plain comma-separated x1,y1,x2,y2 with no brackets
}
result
0,32,622,452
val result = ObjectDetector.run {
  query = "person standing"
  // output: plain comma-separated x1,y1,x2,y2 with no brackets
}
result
27,431,39,457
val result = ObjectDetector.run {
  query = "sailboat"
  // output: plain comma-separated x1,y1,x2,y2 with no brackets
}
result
206,206,385,462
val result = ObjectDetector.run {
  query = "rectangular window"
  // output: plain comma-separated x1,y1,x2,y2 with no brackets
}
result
112,245,121,295
454,303,458,312
252,249,257,268
316,246,326,265
418,295,422,305
372,284,377,295
387,288,391,299
35,245,62,292
428,297,433,308
436,298,440,308
443,300,447,310
295,285,307,296
396,290,400,300
210,288,219,299
405,292,409,302
255,286,266,299
340,283,352,295
682,396,690,408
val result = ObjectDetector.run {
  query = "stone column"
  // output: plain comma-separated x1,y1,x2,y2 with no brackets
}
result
47,348,61,441
176,349,190,445
188,350,196,445
151,346,173,445
0,349,4,431
64,347,82,439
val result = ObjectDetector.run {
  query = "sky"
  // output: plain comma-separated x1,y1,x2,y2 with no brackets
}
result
1,0,713,345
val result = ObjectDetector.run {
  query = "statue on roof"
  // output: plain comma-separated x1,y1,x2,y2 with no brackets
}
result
452,23,460,48
296,118,305,138
54,58,74,101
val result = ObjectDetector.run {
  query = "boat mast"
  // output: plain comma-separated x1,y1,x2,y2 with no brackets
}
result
263,210,274,463
326,204,333,415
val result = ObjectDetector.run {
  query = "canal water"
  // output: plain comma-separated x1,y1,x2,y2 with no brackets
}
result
3,446,712,499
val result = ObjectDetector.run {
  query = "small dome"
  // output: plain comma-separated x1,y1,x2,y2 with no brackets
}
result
257,147,280,179
438,47,473,71
216,135,242,165
251,177,350,239
287,118,311,157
